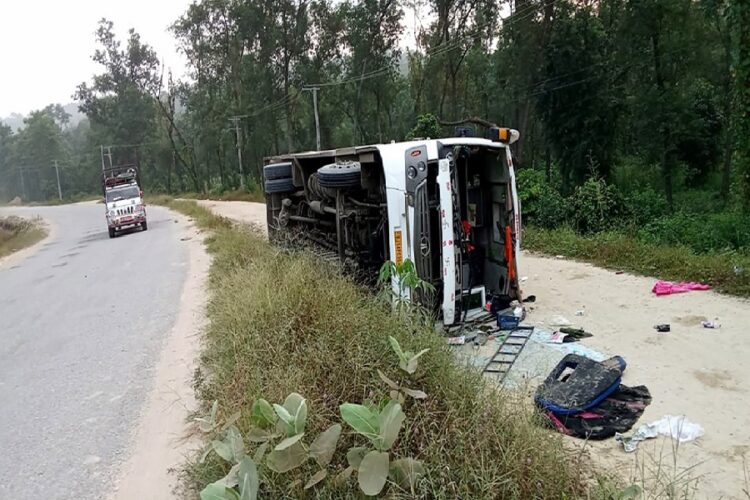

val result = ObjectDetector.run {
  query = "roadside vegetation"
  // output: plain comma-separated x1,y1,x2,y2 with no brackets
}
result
161,199,589,499
0,216,46,260
517,170,750,297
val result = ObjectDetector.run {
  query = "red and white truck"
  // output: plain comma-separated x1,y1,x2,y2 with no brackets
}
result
102,166,148,238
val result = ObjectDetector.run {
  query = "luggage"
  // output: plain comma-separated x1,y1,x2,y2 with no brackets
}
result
535,354,651,439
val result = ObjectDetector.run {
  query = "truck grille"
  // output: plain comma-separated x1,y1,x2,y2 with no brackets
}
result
116,206,135,216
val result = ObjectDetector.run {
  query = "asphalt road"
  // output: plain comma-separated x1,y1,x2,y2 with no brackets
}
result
0,203,188,500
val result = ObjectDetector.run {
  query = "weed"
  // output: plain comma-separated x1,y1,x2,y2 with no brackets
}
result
0,216,46,259
158,199,588,498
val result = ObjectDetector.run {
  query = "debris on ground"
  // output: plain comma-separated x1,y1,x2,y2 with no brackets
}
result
535,354,651,439
616,415,704,452
652,280,711,296
548,315,571,327
701,320,721,329
654,324,671,332
559,327,593,340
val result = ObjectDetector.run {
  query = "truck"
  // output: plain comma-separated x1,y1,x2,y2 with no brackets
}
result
102,166,148,238
262,127,523,327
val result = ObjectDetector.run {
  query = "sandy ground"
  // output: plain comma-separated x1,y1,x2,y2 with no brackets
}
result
109,214,210,500
195,200,750,499
520,254,750,499
196,200,268,232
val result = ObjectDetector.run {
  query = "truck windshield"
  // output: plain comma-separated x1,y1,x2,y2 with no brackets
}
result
106,186,140,203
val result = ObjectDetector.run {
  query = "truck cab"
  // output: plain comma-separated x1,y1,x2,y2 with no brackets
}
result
103,167,147,238
263,128,522,326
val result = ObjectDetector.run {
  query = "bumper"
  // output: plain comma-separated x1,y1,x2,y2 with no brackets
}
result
109,215,146,230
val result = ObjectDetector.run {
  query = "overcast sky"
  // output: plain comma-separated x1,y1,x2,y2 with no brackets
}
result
0,0,193,117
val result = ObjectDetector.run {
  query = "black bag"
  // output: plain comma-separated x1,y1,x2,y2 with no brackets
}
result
542,385,652,439
535,354,623,414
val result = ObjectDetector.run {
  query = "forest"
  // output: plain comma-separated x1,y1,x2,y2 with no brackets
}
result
0,0,748,258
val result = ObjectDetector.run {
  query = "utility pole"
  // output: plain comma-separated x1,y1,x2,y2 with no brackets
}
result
18,167,26,201
228,116,245,189
303,87,321,150
53,160,62,201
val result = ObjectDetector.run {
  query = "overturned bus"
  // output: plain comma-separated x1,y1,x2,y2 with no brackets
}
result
262,127,523,327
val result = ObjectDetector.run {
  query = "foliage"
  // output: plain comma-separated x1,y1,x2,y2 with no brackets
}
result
0,216,47,259
524,226,750,297
406,114,442,140
160,200,586,498
516,168,568,229
639,211,750,254
569,177,626,234
377,258,435,315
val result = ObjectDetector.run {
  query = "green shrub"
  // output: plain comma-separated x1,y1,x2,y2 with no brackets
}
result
622,188,669,226
569,177,626,233
516,168,568,229
639,211,750,254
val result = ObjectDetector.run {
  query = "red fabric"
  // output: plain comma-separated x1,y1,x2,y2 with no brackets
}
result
652,280,711,296
546,412,572,435
504,226,516,281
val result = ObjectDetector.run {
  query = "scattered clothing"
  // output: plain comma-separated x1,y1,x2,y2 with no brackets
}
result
652,280,711,296
615,421,659,452
549,385,652,440
616,415,704,452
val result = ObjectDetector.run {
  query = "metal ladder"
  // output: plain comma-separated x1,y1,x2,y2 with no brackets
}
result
483,325,535,382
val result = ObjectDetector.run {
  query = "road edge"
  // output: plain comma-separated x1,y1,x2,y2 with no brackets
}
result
109,211,210,499
0,216,55,270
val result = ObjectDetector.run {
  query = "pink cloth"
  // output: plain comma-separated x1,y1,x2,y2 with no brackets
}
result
652,280,711,296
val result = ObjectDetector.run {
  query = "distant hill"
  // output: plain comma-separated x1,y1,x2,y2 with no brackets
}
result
1,102,86,132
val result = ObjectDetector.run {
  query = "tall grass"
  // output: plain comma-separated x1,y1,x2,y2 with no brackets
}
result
524,226,750,297
161,200,588,499
0,216,46,259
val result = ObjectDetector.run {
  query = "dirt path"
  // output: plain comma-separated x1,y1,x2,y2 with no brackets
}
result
521,254,750,499
196,200,750,499
109,213,210,500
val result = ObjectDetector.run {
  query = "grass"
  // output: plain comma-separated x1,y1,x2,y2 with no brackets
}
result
524,226,750,298
0,216,47,259
179,187,265,203
156,199,590,499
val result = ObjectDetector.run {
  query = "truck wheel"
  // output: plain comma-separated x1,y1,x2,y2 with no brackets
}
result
264,178,295,194
317,162,361,189
264,162,293,180
142,221,148,231
109,228,116,238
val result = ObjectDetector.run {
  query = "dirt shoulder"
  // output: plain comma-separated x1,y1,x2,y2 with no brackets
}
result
109,213,210,500
197,200,750,498
0,215,51,268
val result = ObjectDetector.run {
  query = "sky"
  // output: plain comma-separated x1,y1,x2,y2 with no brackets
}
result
0,0,193,117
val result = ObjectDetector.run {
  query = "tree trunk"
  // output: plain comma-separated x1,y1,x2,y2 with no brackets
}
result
651,29,673,211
